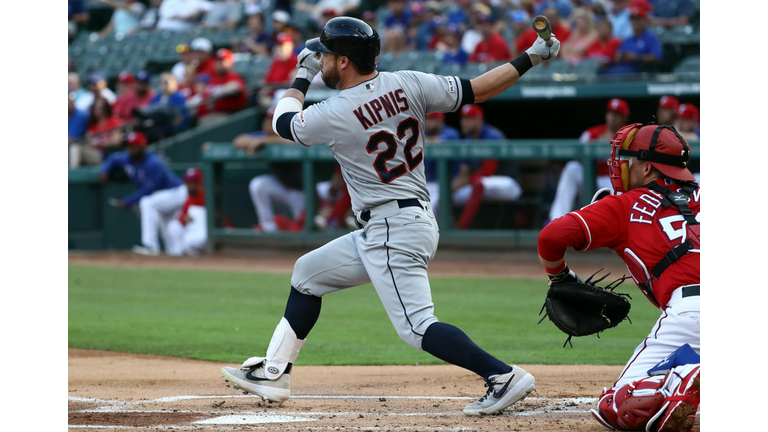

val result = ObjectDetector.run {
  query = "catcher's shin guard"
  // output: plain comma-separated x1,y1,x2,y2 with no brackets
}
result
263,317,305,380
594,377,667,431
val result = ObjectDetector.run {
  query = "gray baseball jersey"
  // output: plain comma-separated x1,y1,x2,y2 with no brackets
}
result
287,71,468,213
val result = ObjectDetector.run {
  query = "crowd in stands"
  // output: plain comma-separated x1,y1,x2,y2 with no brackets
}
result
69,1,700,248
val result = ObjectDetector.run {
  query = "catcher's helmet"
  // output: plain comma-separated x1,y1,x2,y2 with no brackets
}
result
608,123,695,193
306,17,380,73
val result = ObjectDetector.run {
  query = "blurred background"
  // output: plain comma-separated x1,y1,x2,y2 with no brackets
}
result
67,0,701,255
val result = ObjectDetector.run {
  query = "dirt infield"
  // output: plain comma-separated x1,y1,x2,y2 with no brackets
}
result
68,250,699,431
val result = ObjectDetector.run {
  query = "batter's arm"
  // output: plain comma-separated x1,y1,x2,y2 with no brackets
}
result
471,35,561,103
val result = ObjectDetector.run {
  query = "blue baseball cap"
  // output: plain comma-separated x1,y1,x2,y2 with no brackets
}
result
136,70,151,83
509,9,530,24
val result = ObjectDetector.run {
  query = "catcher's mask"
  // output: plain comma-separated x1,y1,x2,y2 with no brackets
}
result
608,123,695,193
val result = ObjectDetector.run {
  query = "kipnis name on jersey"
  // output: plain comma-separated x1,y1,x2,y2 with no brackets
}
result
353,88,410,130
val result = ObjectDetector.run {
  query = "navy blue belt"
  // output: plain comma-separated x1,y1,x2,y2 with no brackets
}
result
682,285,700,297
360,199,422,223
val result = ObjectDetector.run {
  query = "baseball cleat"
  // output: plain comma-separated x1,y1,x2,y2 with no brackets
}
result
131,245,159,256
651,365,700,432
220,363,291,403
463,366,535,416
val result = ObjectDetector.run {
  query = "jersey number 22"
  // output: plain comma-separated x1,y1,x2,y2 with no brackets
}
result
366,117,422,183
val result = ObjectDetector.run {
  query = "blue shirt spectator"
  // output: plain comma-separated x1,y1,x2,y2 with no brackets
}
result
150,73,190,132
69,96,89,142
609,0,634,40
100,145,183,207
603,9,662,74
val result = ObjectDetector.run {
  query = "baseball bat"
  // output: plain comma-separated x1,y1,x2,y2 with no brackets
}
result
532,15,554,47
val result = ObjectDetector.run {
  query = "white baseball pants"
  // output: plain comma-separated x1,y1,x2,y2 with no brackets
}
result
426,176,522,218
166,205,208,256
249,174,305,232
290,200,439,349
138,185,188,252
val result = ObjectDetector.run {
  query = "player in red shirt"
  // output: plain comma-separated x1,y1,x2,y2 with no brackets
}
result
196,48,248,121
469,15,512,63
167,168,208,256
538,124,700,432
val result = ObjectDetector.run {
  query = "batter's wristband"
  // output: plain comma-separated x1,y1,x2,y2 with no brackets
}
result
290,78,311,95
510,54,533,76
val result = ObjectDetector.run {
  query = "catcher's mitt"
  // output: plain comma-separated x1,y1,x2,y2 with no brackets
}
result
539,270,632,347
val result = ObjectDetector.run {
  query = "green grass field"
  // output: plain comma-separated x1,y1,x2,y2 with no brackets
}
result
68,265,660,366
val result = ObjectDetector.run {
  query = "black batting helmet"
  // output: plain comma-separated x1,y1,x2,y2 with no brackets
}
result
306,17,380,73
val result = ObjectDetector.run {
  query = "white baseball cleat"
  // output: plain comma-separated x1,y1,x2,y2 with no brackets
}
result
221,363,291,403
463,366,536,416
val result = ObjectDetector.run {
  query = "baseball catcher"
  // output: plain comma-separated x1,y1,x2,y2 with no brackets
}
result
538,123,700,431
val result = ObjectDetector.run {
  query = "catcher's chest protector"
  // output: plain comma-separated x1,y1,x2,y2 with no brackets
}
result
624,181,699,308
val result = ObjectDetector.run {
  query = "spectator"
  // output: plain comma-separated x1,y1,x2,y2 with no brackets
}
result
68,72,89,107
423,112,461,216
202,0,243,29
560,8,598,63
75,73,117,112
381,0,411,54
69,0,90,42
534,0,574,21
453,104,523,230
233,108,305,233
649,0,695,28
547,98,630,223
609,0,634,40
139,0,163,31
263,33,298,85
412,3,442,51
583,18,621,67
440,25,469,67
166,168,208,256
656,95,680,125
675,103,699,141
304,0,361,21
446,0,472,28
68,93,89,143
190,37,216,76
96,0,146,39
157,0,213,33
178,64,200,100
234,12,272,56
71,97,124,167
99,131,188,256
603,7,663,74
469,14,512,64
113,71,155,122
508,9,532,56
149,73,190,132
270,10,292,43
514,6,571,57
195,48,248,124
170,43,194,83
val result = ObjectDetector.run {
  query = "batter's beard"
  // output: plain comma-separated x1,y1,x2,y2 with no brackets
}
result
321,66,340,89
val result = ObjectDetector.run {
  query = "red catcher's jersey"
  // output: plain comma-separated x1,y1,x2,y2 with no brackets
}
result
569,179,700,308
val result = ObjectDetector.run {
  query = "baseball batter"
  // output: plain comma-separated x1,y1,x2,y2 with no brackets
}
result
538,124,700,431
221,16,561,416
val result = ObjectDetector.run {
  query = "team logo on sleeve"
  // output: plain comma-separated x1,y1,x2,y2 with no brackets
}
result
446,76,455,93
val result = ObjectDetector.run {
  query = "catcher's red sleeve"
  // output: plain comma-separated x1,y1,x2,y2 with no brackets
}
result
538,215,588,263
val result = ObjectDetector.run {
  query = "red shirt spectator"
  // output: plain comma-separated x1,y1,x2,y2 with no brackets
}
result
264,33,298,85
113,71,155,121
583,19,620,66
197,49,248,117
470,15,512,63
86,97,124,148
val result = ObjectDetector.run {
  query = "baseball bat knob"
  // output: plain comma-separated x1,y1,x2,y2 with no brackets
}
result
532,15,554,47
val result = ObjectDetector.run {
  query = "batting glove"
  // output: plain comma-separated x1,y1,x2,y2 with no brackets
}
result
296,48,322,82
526,34,561,67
